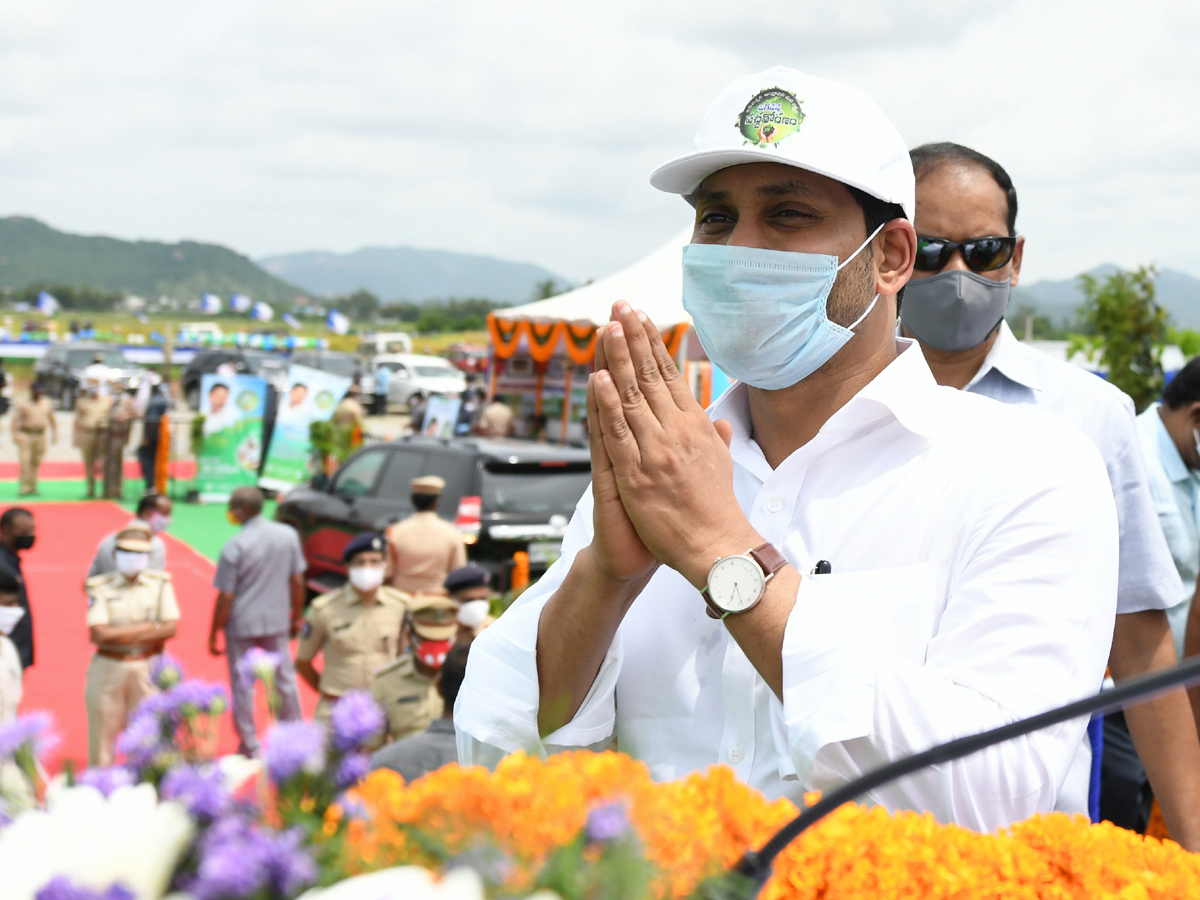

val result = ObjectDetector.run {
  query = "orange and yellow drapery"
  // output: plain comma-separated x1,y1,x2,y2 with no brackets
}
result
487,314,688,365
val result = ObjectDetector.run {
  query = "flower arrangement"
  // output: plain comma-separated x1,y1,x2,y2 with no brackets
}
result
2,672,1200,900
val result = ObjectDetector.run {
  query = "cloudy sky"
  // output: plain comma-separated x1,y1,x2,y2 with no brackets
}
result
0,1,1196,285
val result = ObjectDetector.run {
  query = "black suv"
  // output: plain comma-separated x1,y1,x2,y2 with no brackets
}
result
275,436,591,594
181,349,289,409
34,343,145,410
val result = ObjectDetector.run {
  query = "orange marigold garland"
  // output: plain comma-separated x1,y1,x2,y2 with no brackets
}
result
326,750,1200,899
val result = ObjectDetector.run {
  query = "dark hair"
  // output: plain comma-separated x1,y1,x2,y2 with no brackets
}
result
845,185,909,310
0,569,20,595
229,486,264,517
1163,357,1200,410
909,142,1018,237
0,508,33,531
411,493,438,512
137,493,163,516
209,383,229,394
438,643,470,707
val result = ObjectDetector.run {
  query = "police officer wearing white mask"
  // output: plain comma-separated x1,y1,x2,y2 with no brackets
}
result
85,527,180,765
457,67,1120,832
899,142,1200,846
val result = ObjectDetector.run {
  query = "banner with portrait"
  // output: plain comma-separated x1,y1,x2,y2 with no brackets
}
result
259,364,351,492
196,374,267,503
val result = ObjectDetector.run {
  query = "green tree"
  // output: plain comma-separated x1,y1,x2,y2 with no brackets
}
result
533,278,562,300
1071,265,1166,413
1167,326,1200,359
331,289,381,322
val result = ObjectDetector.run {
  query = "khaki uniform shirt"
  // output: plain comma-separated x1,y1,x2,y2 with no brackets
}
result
14,397,53,434
85,571,180,652
333,397,365,428
370,653,443,741
76,394,113,433
386,511,467,595
296,584,410,697
479,401,513,437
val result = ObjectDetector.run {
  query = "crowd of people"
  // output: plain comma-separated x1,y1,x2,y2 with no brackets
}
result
0,474,495,783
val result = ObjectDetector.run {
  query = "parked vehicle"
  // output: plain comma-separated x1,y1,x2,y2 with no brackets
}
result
356,331,413,357
446,343,490,375
373,353,466,408
181,349,289,409
34,343,146,410
275,435,591,594
290,349,373,394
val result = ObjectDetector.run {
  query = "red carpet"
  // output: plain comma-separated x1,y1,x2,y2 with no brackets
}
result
18,502,316,772
0,459,196,480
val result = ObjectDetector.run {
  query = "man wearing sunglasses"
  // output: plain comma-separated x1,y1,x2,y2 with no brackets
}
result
901,142,1200,849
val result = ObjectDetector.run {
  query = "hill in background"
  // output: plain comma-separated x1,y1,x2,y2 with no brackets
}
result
0,216,303,304
1011,265,1200,330
257,245,568,303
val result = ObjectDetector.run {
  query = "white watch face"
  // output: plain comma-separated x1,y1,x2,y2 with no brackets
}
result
708,554,765,613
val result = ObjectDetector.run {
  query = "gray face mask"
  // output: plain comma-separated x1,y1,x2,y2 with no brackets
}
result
900,270,1011,352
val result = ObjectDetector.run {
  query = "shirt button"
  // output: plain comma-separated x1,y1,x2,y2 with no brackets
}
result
765,497,784,513
728,744,745,763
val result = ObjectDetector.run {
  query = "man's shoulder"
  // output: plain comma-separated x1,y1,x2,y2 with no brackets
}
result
85,571,122,593
377,586,412,608
1009,341,1135,417
140,570,172,583
311,585,350,612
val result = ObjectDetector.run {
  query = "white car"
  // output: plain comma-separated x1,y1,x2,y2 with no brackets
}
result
374,353,466,407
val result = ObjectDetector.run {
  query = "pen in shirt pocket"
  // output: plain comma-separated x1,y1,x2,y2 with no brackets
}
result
810,560,832,575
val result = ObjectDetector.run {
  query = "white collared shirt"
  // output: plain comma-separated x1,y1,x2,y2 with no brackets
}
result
1135,404,1200,659
456,340,1118,832
964,321,1182,615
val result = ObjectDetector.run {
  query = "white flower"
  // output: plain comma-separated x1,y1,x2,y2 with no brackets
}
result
297,867,487,900
0,782,194,900
216,752,262,792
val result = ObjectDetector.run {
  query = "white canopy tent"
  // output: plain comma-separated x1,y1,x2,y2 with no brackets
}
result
494,229,692,331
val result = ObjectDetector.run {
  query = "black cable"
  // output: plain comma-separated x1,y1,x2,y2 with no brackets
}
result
699,654,1200,900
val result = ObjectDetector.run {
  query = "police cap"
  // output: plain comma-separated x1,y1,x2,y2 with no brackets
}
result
410,476,446,496
409,594,460,640
342,531,387,563
444,564,491,594
115,525,153,553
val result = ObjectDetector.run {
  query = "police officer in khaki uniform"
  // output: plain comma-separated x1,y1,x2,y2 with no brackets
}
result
371,593,459,742
386,476,467,596
84,527,180,765
103,380,136,499
12,382,57,496
295,532,409,734
74,376,112,499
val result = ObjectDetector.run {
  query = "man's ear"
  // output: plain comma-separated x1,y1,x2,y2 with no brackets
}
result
1010,235,1026,288
876,219,916,297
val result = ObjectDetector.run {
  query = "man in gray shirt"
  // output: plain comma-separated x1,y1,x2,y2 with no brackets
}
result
208,486,306,756
86,494,171,578
370,642,466,782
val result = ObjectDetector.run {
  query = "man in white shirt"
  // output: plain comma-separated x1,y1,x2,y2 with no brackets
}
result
899,142,1200,847
456,67,1118,832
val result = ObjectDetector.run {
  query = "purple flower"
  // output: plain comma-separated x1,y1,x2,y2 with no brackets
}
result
76,766,136,797
329,691,385,752
172,681,228,719
264,721,326,784
149,653,185,690
334,752,370,789
116,712,164,767
161,764,230,821
35,878,135,900
187,816,316,900
586,799,631,843
0,712,59,760
236,647,281,685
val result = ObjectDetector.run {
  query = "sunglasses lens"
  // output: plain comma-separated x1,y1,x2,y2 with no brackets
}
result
964,238,1014,272
914,239,947,271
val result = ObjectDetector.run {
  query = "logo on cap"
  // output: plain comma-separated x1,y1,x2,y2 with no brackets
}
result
737,87,804,147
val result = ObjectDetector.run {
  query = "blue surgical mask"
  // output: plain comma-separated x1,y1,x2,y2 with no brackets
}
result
682,224,884,390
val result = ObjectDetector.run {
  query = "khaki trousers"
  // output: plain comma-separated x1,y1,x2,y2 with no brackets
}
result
16,431,46,494
79,428,107,496
85,654,155,766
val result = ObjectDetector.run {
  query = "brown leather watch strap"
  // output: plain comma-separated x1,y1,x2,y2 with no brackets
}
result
748,542,788,577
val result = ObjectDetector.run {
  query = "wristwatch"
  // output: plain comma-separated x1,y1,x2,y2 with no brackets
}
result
701,542,788,620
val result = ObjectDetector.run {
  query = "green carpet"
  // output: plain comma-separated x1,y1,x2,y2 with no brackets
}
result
0,479,277,563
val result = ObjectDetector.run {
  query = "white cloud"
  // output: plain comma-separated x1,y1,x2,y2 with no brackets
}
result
0,0,1195,286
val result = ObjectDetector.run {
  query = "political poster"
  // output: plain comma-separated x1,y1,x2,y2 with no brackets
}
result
420,394,462,439
259,364,351,492
195,374,268,503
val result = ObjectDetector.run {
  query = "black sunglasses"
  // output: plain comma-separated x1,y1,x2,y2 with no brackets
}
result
914,235,1017,273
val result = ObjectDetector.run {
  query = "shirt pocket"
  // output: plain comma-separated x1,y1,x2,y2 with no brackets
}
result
804,562,942,665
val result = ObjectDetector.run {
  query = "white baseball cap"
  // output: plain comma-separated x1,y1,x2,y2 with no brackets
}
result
650,66,914,221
